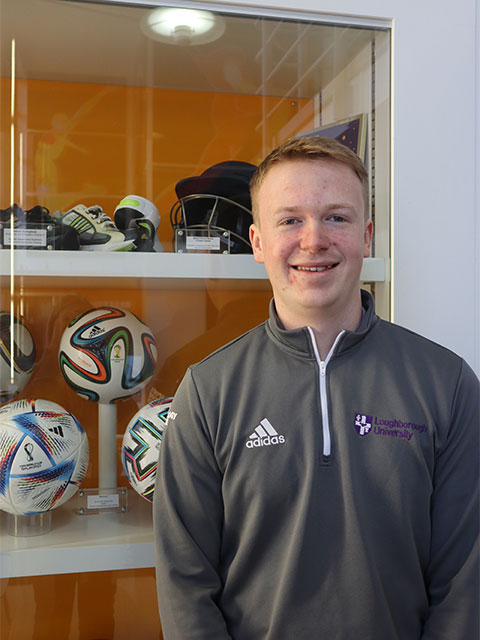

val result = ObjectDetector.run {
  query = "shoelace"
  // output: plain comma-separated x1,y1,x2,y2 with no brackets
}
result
86,206,117,230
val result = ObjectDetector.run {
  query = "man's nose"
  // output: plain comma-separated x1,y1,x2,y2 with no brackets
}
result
299,219,330,251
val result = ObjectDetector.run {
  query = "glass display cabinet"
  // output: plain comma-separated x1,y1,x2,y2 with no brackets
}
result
0,1,391,637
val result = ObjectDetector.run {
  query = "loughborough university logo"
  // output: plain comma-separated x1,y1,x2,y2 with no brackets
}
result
354,412,427,442
354,414,373,437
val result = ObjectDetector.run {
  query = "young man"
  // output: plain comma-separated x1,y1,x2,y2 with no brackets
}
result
153,137,479,639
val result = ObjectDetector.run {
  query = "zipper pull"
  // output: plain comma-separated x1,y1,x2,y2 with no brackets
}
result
320,360,326,376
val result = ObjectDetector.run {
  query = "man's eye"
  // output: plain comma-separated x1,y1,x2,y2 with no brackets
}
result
328,215,346,223
282,218,298,225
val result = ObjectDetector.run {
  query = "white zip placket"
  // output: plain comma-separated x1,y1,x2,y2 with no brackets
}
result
307,328,345,458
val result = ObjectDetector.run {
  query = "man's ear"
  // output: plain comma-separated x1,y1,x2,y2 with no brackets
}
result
363,219,374,258
249,224,264,264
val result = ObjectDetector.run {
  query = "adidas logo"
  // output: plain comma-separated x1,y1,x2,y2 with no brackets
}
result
245,418,285,449
88,324,104,338
48,425,64,437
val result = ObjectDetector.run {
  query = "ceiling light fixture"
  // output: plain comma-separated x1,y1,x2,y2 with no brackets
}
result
141,7,225,45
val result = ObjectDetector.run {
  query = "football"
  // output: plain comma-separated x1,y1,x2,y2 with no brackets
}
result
122,397,173,502
58,307,157,404
0,312,36,403
0,398,89,515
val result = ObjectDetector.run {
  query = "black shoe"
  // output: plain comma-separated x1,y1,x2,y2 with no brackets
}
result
24,205,80,250
0,203,26,227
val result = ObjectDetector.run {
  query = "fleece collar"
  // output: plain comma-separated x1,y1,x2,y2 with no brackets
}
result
265,289,379,359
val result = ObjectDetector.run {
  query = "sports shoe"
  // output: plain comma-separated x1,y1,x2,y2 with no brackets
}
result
0,203,26,227
25,205,80,250
53,204,137,251
114,195,163,252
0,204,80,250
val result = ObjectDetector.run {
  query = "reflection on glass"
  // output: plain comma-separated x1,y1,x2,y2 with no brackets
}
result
0,2,390,638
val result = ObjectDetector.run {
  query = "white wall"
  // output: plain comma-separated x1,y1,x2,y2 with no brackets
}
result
204,0,479,373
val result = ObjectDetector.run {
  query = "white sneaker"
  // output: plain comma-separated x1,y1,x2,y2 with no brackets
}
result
114,195,163,252
53,205,137,251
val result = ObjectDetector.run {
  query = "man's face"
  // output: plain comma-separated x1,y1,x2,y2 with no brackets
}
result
249,158,373,328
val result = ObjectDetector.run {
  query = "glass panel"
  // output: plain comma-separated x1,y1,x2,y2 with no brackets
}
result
0,1,391,638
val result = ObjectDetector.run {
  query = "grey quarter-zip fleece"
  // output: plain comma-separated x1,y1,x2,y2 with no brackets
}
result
154,291,479,640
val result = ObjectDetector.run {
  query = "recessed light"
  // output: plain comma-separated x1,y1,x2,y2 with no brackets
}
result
141,7,225,45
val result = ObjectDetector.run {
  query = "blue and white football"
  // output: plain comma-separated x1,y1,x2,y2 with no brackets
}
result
0,398,89,515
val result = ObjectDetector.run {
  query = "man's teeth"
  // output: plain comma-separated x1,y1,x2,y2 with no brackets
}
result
295,265,333,272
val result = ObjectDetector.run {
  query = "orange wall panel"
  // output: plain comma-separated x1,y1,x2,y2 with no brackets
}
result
0,568,163,640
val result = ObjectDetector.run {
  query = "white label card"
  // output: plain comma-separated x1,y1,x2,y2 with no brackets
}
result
87,493,120,509
186,236,221,251
4,228,48,247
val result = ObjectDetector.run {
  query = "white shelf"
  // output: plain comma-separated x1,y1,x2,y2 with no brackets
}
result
0,490,155,578
0,250,385,284
0,251,266,282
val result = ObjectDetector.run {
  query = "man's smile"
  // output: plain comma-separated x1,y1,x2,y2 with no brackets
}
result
291,264,339,272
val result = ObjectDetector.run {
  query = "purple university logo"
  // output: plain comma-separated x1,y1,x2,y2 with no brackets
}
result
354,414,373,437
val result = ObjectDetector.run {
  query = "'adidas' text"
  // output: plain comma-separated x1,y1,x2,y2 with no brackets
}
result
246,418,286,449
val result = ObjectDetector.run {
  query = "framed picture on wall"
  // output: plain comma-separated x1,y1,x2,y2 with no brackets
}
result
296,113,367,162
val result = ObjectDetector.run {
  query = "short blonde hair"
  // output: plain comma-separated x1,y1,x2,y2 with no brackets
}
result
250,136,369,225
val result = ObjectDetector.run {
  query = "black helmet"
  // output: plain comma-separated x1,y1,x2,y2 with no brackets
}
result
170,161,256,254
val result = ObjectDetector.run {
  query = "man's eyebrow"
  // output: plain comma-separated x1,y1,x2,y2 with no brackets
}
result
271,206,301,216
327,203,357,210
272,203,357,216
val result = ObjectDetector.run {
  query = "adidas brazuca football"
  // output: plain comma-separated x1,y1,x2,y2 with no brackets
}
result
59,307,157,404
0,399,89,515
0,312,36,403
122,397,173,502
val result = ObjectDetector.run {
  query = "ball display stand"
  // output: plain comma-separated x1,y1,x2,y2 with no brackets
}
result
74,403,128,517
7,511,52,537
98,403,118,490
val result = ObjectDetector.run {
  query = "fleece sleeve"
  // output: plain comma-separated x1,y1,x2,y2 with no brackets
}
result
421,360,480,639
153,368,232,640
